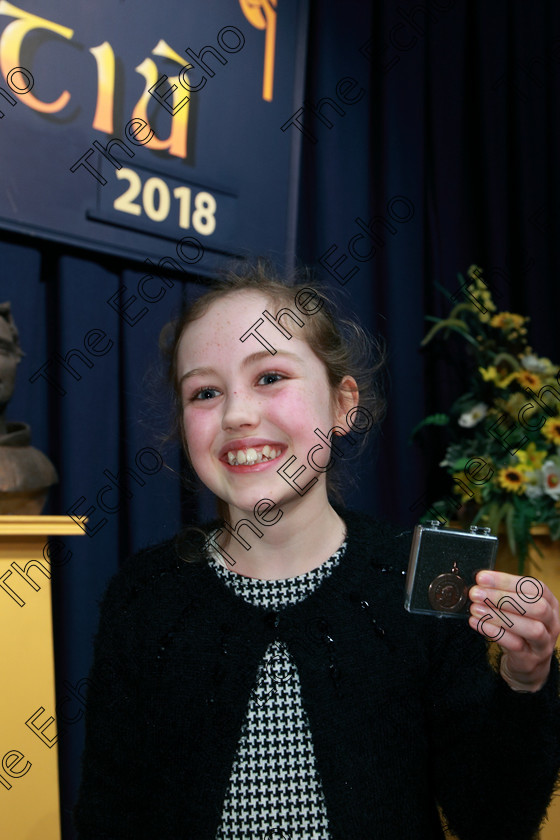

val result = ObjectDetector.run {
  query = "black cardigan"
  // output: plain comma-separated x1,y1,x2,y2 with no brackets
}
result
74,509,560,839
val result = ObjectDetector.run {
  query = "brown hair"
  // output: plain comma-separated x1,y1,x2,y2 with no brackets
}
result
158,260,387,529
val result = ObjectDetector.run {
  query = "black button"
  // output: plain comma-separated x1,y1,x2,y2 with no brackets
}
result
264,611,280,629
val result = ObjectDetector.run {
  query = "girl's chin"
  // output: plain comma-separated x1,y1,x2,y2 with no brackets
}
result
220,488,306,520
222,493,278,516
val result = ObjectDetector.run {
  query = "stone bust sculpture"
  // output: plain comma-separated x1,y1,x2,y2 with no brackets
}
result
0,302,58,514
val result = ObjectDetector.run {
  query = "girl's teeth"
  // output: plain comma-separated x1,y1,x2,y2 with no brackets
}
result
246,447,258,465
225,446,282,466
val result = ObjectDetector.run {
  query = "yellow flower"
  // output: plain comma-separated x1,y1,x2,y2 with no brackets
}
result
478,366,518,388
479,366,497,381
515,370,542,390
497,467,526,494
490,312,527,332
515,442,548,472
496,393,526,418
496,372,519,388
489,313,507,329
465,266,497,318
541,420,560,446
467,264,482,280
452,472,483,505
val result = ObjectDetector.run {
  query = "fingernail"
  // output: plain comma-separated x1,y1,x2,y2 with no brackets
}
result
478,571,493,585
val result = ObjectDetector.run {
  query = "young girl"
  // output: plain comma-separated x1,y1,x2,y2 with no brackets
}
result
74,264,560,840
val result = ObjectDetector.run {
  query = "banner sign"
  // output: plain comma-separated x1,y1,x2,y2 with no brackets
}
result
0,0,306,271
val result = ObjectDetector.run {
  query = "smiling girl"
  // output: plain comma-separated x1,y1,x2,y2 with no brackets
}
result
75,265,560,840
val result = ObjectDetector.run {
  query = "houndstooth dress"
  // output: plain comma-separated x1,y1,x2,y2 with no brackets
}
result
206,540,348,840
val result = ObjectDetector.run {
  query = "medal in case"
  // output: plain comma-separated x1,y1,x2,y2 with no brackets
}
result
404,521,498,618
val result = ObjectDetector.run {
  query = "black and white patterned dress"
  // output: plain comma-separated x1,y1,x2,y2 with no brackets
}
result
206,541,348,840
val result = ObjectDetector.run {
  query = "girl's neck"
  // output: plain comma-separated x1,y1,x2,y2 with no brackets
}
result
218,495,347,580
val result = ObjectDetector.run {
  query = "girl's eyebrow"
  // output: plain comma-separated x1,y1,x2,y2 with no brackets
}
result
178,350,304,386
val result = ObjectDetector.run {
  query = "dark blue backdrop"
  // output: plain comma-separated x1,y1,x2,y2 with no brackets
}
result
1,1,559,836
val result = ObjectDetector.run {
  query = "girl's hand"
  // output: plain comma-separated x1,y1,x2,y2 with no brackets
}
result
468,570,560,693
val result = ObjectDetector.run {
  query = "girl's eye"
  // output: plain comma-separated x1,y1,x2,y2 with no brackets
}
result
188,373,283,401
191,386,220,401
257,372,284,386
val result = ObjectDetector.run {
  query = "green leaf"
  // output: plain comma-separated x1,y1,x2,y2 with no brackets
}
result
511,496,530,575
421,319,480,348
483,501,501,535
452,393,479,410
421,317,465,339
505,502,517,557
529,533,544,564
449,302,478,320
492,351,521,372
409,413,450,441
549,518,560,542
471,507,483,526
433,279,455,301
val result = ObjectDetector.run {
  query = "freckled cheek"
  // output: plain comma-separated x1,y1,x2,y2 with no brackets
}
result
294,389,332,422
182,412,215,462
267,398,306,432
268,397,328,447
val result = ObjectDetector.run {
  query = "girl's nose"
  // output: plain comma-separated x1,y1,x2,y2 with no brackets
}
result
221,390,260,431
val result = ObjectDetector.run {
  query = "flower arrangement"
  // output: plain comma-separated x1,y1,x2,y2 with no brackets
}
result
412,265,560,572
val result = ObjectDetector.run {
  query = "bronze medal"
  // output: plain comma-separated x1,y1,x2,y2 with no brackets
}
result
428,561,468,612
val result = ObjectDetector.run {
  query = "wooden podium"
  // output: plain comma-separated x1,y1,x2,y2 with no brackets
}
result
0,516,85,840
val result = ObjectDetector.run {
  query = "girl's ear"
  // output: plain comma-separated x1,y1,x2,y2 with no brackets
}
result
333,375,360,433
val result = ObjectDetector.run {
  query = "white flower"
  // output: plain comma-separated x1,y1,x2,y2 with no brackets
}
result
521,468,545,499
525,483,544,499
520,353,551,373
458,403,488,428
542,460,560,499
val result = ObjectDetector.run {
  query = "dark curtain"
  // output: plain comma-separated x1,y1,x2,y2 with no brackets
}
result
0,1,558,836
297,0,559,525
1,234,211,833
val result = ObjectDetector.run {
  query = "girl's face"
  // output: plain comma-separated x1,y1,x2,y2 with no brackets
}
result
176,290,357,520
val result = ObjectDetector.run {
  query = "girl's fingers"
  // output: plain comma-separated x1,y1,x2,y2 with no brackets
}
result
474,570,552,611
470,572,559,635
468,606,551,652
467,573,560,678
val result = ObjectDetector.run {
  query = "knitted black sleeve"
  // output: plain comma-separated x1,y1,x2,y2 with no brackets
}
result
426,613,560,840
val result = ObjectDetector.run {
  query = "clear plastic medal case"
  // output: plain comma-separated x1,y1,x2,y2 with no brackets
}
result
404,521,498,618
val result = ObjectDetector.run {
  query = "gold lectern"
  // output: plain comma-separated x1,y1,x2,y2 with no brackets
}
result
0,516,85,840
